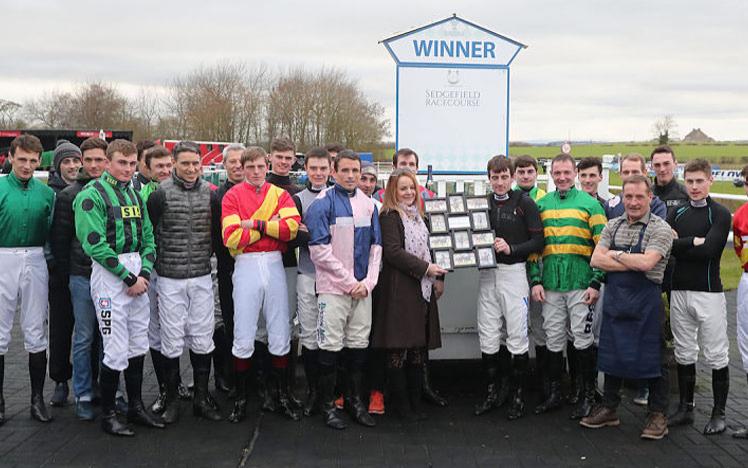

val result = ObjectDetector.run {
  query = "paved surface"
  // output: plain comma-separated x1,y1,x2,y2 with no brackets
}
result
2,292,748,467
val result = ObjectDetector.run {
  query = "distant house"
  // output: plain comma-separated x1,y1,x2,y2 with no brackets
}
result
682,128,715,143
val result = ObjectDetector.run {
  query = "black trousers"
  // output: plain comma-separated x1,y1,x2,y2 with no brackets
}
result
217,260,235,343
602,368,669,414
48,271,74,383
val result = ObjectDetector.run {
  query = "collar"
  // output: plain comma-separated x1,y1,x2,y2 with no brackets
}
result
655,176,677,190
556,186,576,199
334,183,357,198
172,173,200,190
625,210,651,226
267,172,291,183
8,170,34,189
102,172,131,190
245,180,267,194
306,180,326,193
76,168,94,183
492,192,510,202
690,197,709,208
136,172,150,185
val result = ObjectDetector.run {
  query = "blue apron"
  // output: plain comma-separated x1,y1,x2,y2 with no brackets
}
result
598,221,662,379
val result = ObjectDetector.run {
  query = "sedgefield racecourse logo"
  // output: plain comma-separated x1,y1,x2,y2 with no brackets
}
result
424,69,481,107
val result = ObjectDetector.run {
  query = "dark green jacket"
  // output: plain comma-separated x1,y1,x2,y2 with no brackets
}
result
0,171,54,247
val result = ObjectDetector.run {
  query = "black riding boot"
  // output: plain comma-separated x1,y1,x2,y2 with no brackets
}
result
319,351,346,430
507,353,529,421
345,349,375,427
534,350,564,414
669,364,695,427
421,358,448,407
149,348,167,414
161,357,181,424
704,366,729,435
212,326,231,393
302,348,320,417
570,347,595,420
387,366,417,421
29,351,52,422
125,355,165,428
534,345,549,401
0,355,5,426
190,351,222,421
100,364,133,436
286,341,303,409
228,359,250,423
271,358,301,421
495,346,512,407
254,342,275,412
566,341,581,405
474,352,500,416
406,364,428,421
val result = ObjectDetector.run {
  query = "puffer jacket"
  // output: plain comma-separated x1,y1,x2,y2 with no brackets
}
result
50,168,95,277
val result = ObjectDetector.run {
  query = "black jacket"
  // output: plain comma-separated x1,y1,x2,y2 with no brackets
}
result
47,172,69,194
654,177,689,219
488,190,544,264
211,179,238,274
50,169,95,277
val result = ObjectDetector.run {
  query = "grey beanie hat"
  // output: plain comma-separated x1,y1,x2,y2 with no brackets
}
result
53,139,82,173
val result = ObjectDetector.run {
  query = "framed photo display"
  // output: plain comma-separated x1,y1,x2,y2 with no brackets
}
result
471,211,490,231
424,198,448,214
428,213,448,234
432,249,453,271
451,230,473,251
447,194,467,214
466,196,489,211
447,214,471,230
472,231,495,247
429,234,453,250
452,250,477,268
476,247,497,269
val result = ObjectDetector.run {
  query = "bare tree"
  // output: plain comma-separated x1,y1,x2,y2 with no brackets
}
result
0,99,25,128
652,114,677,144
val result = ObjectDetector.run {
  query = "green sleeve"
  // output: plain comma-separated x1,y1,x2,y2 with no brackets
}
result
138,198,156,276
528,254,542,286
588,202,607,289
74,188,138,286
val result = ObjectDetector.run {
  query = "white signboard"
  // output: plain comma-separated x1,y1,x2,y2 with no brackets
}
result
398,67,508,171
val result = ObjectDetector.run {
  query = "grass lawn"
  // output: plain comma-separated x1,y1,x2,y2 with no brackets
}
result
721,248,741,291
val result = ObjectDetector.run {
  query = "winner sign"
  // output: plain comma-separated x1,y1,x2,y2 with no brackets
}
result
382,15,526,172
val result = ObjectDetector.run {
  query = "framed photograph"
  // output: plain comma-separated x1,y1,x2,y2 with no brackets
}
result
466,196,489,211
432,249,453,271
472,231,495,247
447,194,467,214
471,211,490,231
428,213,448,234
476,247,497,269
453,251,478,268
424,198,448,214
429,234,453,250
447,214,471,230
451,230,473,251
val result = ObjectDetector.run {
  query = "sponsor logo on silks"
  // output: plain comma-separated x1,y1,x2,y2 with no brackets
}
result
583,306,595,334
317,301,327,343
120,205,141,219
522,296,529,311
98,297,113,335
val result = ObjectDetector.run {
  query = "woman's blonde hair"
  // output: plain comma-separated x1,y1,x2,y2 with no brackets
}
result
381,169,423,218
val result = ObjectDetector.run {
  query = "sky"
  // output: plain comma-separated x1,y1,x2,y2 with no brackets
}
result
2,0,747,142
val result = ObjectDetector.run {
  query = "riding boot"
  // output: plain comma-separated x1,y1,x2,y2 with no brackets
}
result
704,366,729,435
302,348,320,417
406,364,428,421
190,351,222,421
319,350,346,430
495,346,512,407
387,366,417,421
507,353,528,421
421,358,448,407
253,341,275,412
125,355,165,428
212,326,231,393
286,340,303,408
161,357,181,424
228,357,251,423
271,355,301,421
344,349,375,427
149,348,167,414
100,364,133,436
570,347,595,420
29,351,52,422
474,352,500,416
534,350,564,414
534,345,549,400
0,355,4,426
669,364,696,426
566,340,581,405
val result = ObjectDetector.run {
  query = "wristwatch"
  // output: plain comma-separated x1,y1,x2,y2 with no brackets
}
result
615,251,624,261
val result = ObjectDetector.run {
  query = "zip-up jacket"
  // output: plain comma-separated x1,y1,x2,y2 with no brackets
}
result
734,201,748,272
148,174,212,279
293,182,325,275
221,181,300,256
488,190,544,264
74,171,156,286
212,179,238,271
50,168,94,277
306,184,382,295
654,177,689,219
0,171,54,247
528,187,607,291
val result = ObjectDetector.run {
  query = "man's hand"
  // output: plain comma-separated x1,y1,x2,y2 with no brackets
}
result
127,276,149,297
494,237,511,255
240,219,257,230
350,282,368,299
298,222,308,232
693,237,705,246
583,287,599,305
531,284,545,303
434,280,445,299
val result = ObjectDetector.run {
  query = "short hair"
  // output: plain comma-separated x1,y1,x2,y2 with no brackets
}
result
577,157,602,175
305,147,331,166
136,139,156,162
80,137,108,155
334,149,360,171
172,140,201,160
241,146,268,166
392,148,419,167
270,137,295,153
222,143,245,159
551,153,575,171
106,139,137,160
621,153,647,173
622,174,652,194
513,155,538,170
145,146,171,169
651,145,675,161
486,155,514,176
741,164,748,179
684,159,711,176
10,134,43,156
324,143,344,154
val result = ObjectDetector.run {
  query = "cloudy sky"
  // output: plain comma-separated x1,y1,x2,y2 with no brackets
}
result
3,0,746,141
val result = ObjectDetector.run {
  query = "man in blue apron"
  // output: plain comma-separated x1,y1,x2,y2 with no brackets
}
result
581,175,673,440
